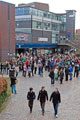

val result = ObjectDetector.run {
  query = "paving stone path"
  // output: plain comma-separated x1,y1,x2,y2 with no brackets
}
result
0,71,80,120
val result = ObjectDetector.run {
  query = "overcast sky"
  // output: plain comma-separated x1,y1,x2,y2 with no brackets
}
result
3,0,80,29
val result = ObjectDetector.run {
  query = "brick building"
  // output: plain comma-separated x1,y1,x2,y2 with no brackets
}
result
0,1,15,61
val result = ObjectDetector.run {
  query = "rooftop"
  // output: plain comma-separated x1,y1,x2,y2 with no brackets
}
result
0,0,15,5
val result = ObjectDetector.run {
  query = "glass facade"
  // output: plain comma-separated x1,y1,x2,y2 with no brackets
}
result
32,20,60,31
16,8,30,16
60,15,66,23
52,23,60,31
16,7,60,21
52,33,59,43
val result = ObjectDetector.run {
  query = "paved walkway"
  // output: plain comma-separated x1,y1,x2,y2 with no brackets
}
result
0,71,80,120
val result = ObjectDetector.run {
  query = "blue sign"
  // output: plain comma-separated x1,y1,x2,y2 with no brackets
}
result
16,43,57,49
67,33,71,37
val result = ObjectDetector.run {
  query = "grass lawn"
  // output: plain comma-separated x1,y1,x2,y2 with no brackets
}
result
0,77,11,113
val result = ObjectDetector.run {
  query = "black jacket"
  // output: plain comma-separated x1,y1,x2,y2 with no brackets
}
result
60,71,64,79
37,90,48,103
65,68,69,75
50,91,61,104
49,71,54,79
10,77,16,86
75,66,79,72
27,91,36,101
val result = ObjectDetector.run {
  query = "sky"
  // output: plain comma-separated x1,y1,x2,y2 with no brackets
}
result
3,0,80,29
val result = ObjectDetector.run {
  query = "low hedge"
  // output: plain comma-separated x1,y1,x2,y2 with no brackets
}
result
0,92,7,107
0,78,7,95
0,77,11,112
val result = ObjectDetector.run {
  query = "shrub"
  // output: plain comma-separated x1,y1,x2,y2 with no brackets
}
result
0,78,7,95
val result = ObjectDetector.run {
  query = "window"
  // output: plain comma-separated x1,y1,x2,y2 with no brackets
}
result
16,21,31,28
60,15,66,23
47,13,51,19
52,23,60,31
15,8,29,16
32,21,42,29
30,8,37,16
52,14,57,20
60,24,66,32
43,21,51,30
43,12,48,18
37,10,43,17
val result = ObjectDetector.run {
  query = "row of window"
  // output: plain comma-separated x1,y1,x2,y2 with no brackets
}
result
32,21,60,31
16,20,66,32
15,7,66,22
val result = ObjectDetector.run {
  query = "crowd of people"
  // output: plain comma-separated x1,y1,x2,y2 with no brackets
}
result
0,52,80,118
17,53,80,84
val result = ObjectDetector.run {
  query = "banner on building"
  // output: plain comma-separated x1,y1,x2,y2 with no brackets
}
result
16,33,29,41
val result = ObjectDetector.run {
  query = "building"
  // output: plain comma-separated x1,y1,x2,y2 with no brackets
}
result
15,2,76,53
75,29,80,40
0,1,15,61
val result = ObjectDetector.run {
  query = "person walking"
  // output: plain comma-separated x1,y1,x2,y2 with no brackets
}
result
40,64,43,77
34,61,37,74
54,67,58,81
23,64,27,77
10,77,17,94
69,65,73,80
27,88,36,113
65,66,69,81
50,88,61,118
28,65,31,78
31,61,34,76
74,64,79,78
37,86,48,116
60,68,64,84
49,68,55,85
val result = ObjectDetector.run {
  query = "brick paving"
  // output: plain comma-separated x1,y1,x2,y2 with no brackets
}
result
0,71,80,120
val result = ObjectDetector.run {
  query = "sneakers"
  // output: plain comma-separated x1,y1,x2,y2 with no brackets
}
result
56,115,58,118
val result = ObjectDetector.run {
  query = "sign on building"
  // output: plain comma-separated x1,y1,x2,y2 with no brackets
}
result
16,33,29,41
38,37,48,41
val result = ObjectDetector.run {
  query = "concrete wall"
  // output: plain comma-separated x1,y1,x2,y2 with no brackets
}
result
66,10,76,41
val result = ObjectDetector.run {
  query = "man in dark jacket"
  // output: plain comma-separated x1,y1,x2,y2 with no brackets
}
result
60,68,64,84
10,77,17,94
27,88,36,113
37,86,48,116
50,88,61,118
74,64,79,78
49,68,54,85
65,66,69,81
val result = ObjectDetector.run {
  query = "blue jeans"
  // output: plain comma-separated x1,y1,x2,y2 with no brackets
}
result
51,78,54,84
53,104,58,116
11,85,16,94
6,68,8,75
69,72,72,80
40,70,43,77
40,102,45,113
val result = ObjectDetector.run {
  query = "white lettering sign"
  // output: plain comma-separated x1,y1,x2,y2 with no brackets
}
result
69,15,74,17
38,37,48,42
